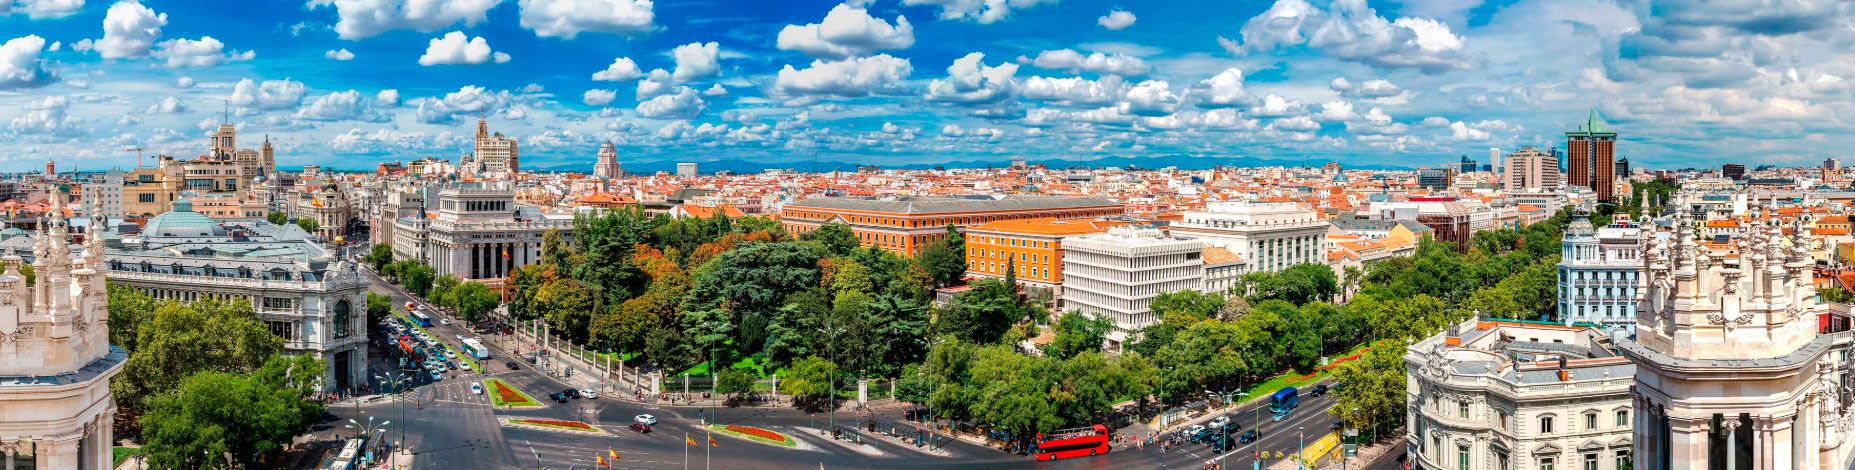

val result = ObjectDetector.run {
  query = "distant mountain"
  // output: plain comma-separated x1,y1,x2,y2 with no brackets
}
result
537,154,1411,174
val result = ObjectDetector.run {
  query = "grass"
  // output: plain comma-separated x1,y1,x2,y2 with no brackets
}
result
393,310,481,372
112,447,137,467
706,424,797,448
484,378,544,408
676,353,772,378
503,418,606,434
1230,342,1372,407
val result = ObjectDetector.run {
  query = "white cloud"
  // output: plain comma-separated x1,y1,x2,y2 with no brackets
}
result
773,54,912,98
1270,115,1320,132
1,0,84,19
582,88,616,106
635,86,706,119
776,4,913,60
151,36,254,67
229,77,307,111
1097,9,1135,30
635,68,672,100
1031,49,1146,76
1313,99,1355,122
325,48,355,60
517,0,655,39
1329,77,1403,99
94,0,165,59
702,84,728,96
412,85,512,123
307,0,500,40
1252,93,1304,117
9,95,80,135
1222,0,1476,73
900,0,1057,24
418,31,509,66
174,76,193,88
1021,75,1126,106
924,52,1018,104
1119,80,1180,117
142,95,186,114
0,35,53,90
1447,120,1489,140
294,90,392,122
1195,68,1251,108
591,57,642,81
671,42,719,83
376,89,399,106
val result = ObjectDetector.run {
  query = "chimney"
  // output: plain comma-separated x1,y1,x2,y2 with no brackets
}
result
1444,322,1462,347
1557,356,1570,381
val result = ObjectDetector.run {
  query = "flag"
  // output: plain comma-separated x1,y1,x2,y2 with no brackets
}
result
608,449,618,459
596,456,605,467
686,434,697,446
502,248,511,259
708,435,718,447
312,198,325,208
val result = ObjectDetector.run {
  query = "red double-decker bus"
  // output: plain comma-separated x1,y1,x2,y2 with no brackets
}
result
1033,424,1110,460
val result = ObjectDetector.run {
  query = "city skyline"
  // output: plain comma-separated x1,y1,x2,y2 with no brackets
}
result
0,0,1848,173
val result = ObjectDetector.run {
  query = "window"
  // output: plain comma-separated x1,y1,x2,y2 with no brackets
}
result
262,297,294,309
1583,453,1598,470
1616,410,1628,427
1585,412,1598,430
1459,401,1470,419
1615,451,1630,470
1498,410,1510,431
138,193,155,203
1497,452,1511,470
1459,445,1470,470
1540,457,1554,470
1540,416,1554,434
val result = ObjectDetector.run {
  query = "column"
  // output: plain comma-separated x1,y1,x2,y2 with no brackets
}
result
97,412,113,470
42,436,78,470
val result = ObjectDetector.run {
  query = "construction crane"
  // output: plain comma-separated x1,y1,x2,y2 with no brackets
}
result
124,145,192,169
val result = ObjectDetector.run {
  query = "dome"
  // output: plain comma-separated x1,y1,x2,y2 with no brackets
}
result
140,198,225,238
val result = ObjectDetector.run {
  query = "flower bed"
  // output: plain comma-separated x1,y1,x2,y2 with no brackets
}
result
503,418,606,434
708,424,796,448
485,379,543,408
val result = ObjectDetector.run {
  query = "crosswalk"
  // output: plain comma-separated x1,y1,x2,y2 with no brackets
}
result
520,436,679,469
427,380,493,406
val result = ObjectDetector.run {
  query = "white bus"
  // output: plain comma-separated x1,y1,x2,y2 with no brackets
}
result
461,338,490,360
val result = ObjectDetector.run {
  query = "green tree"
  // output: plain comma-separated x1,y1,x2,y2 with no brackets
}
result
917,225,967,288
784,356,839,409
364,244,394,271
687,241,823,352
115,299,284,416
295,217,320,234
448,281,499,322
801,223,860,257
1331,340,1408,441
430,275,461,309
935,278,1026,345
107,283,158,353
1150,290,1224,321
366,292,393,328
715,368,755,398
1152,321,1247,399
1045,311,1112,360
266,211,287,225
140,355,325,469
534,279,596,343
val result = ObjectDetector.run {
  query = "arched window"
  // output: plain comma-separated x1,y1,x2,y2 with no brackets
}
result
333,299,352,338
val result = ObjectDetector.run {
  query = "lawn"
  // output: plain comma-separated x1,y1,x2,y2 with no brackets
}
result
112,447,137,467
1231,342,1373,407
504,418,606,434
393,311,481,371
707,424,797,448
677,353,771,378
484,378,544,408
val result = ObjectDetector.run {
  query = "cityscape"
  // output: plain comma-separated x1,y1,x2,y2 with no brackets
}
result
0,0,1851,470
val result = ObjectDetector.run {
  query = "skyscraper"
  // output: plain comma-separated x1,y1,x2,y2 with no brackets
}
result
593,141,622,179
1504,147,1560,192
1565,109,1617,202
471,117,519,175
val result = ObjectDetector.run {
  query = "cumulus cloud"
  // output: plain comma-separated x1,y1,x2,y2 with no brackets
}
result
1021,75,1126,107
9,95,80,135
1,0,84,19
1270,115,1320,132
0,35,54,90
517,0,656,39
1221,0,1476,73
1097,9,1135,30
1447,120,1489,140
582,88,616,106
94,0,165,59
1195,68,1251,108
671,42,719,83
174,76,193,88
411,85,512,123
1252,93,1304,117
1329,77,1402,98
376,89,400,106
308,0,499,40
925,52,1018,105
1119,80,1180,117
229,77,307,111
702,83,728,96
773,54,912,99
1030,49,1146,76
777,4,913,60
1313,100,1356,122
900,0,1056,24
591,57,642,81
325,48,355,60
294,90,393,122
152,36,254,67
418,31,509,66
636,68,673,100
142,95,186,114
635,86,706,119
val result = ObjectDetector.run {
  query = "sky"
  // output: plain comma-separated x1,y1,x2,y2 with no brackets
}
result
0,0,1849,173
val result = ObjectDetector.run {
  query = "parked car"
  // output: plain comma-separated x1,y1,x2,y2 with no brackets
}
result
429,371,442,381
505,361,520,370
1239,430,1259,443
628,422,652,433
471,383,484,395
440,318,451,325
578,389,597,399
635,414,658,425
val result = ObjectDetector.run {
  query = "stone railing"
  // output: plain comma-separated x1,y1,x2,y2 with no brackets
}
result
108,270,368,291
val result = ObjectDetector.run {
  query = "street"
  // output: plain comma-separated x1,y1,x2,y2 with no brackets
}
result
326,266,1393,470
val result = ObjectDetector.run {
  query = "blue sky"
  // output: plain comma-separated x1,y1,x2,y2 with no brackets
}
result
0,0,1848,172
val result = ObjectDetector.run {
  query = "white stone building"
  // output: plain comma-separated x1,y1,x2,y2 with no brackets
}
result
1061,226,1203,350
406,187,572,287
1557,212,1642,331
1169,201,1326,273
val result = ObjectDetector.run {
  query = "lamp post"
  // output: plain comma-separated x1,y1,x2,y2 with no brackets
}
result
816,324,844,437
373,369,415,456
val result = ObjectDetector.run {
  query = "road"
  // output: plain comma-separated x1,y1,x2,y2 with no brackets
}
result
328,265,1382,470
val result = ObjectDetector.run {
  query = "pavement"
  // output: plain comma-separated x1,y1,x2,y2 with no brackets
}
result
305,263,1406,470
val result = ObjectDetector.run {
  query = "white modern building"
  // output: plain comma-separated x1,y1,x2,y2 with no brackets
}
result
1169,201,1326,273
677,163,698,179
1406,318,1635,470
1061,226,1203,350
1557,212,1641,331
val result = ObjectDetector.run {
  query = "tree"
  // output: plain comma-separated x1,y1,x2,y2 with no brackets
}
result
687,241,823,352
1331,340,1407,442
140,355,325,469
366,293,393,328
715,368,755,398
801,223,859,257
295,217,320,234
935,278,1026,345
533,279,596,343
108,283,158,353
917,225,967,288
784,356,839,410
364,244,394,271
1045,312,1112,360
448,281,499,322
266,212,287,225
430,275,460,309
115,299,284,416
1150,290,1224,321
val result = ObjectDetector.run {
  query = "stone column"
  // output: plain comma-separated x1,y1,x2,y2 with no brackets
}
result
42,435,80,470
97,411,114,469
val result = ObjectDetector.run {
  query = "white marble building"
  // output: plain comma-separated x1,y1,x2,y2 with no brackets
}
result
1061,226,1203,350
1169,201,1327,274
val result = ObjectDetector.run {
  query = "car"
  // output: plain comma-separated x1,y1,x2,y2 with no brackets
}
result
1208,435,1232,453
1208,416,1231,429
459,361,472,372
561,388,580,399
551,393,567,403
440,319,451,325
1220,422,1241,435
1189,427,1214,443
429,371,442,381
505,361,520,370
455,334,465,341
1271,412,1289,422
1239,430,1258,443
578,389,597,399
635,414,658,425
1184,424,1206,436
472,383,484,395
1310,384,1329,396
445,350,457,360
628,422,652,433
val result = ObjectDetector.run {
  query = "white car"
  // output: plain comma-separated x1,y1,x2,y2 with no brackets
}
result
445,350,457,360
455,334,465,341
440,318,451,325
1185,424,1207,436
635,414,657,425
472,383,484,395
1208,416,1231,429
459,361,472,371
578,389,597,399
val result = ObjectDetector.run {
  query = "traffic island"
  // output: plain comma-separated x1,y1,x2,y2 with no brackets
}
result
706,424,798,448
485,378,544,408
502,418,607,435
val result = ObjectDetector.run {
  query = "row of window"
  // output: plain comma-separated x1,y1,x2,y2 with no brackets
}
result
781,209,1121,228
1435,397,1627,435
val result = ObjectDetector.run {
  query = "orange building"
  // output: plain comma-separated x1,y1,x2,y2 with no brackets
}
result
964,218,1116,291
780,195,1123,256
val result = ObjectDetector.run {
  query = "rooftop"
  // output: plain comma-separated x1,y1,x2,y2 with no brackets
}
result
786,194,1119,215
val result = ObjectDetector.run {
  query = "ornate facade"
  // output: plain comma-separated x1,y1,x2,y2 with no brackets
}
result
593,141,622,179
1621,213,1855,470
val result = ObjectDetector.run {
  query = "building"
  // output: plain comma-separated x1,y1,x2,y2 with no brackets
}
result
1566,109,1618,202
677,163,698,179
780,195,1123,256
1556,212,1641,331
413,187,572,286
466,118,518,175
289,181,358,241
1418,168,1453,190
1722,163,1746,181
963,217,1110,301
593,142,622,179
86,169,124,220
1614,157,1630,178
1621,215,1855,470
1374,198,1472,253
1459,155,1478,174
1506,147,1561,193
1489,147,1501,176
1826,158,1841,171
0,195,124,469
97,197,369,391
1061,226,1203,350
1170,201,1327,273
1405,318,1634,470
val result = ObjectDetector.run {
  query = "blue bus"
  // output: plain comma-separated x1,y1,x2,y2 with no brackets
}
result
410,311,433,327
1269,387,1299,417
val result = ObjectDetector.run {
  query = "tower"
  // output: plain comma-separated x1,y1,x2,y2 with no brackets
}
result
260,135,275,176
211,124,237,160
1623,213,1855,470
1566,109,1617,202
593,141,622,179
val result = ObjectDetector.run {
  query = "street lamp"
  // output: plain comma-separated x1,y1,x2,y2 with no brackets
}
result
816,324,844,437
